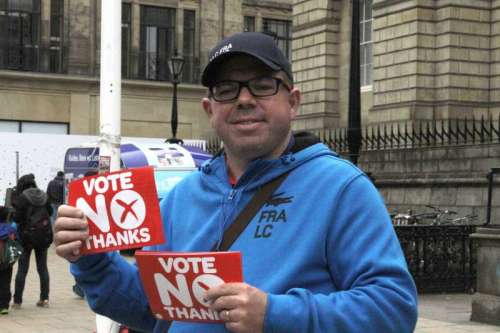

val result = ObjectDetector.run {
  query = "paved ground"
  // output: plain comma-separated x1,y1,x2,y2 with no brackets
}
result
417,294,500,333
3,246,95,333
2,247,500,332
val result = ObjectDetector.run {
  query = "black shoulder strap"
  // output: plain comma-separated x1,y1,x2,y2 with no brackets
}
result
214,171,290,252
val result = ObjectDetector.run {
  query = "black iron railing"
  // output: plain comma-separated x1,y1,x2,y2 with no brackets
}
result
206,136,223,155
0,46,201,84
313,116,500,153
0,44,66,73
395,225,477,293
318,117,500,153
125,51,200,84
204,116,500,155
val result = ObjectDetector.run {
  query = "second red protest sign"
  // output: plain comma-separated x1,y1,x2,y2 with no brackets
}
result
135,251,243,323
67,166,164,254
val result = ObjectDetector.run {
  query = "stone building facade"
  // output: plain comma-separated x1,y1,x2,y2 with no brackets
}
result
0,0,292,139
292,0,500,221
1,1,499,219
292,0,500,129
1,0,499,137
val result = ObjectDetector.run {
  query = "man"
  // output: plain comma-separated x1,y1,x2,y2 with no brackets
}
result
46,171,65,226
54,32,418,332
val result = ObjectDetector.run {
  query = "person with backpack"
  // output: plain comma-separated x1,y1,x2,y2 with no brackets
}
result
0,205,20,314
46,171,65,226
11,174,53,309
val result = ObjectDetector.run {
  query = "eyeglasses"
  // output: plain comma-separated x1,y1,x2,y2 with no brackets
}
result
209,76,290,102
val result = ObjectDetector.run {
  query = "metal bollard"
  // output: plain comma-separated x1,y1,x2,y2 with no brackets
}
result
485,167,500,226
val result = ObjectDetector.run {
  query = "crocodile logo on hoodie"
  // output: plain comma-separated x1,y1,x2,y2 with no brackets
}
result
266,192,293,207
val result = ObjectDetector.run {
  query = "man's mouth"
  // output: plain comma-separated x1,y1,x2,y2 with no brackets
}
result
235,120,260,125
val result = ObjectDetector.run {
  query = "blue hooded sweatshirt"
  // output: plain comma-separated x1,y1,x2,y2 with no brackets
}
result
71,137,418,333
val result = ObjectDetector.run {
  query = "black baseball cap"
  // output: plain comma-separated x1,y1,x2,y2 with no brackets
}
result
201,32,293,87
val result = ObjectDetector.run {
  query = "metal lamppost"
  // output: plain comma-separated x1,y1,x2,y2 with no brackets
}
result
166,50,185,144
348,0,361,165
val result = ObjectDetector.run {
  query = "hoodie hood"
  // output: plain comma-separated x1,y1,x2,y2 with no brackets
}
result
22,188,48,206
17,173,37,193
200,132,337,191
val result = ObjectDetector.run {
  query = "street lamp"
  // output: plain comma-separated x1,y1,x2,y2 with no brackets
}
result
347,0,361,165
166,49,185,144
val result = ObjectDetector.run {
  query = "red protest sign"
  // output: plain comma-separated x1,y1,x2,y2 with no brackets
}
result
67,166,164,254
135,251,243,323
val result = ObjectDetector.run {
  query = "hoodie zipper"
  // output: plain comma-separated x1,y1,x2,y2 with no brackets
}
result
228,188,237,201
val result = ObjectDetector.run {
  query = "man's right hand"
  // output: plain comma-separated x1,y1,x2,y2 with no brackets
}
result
54,205,89,262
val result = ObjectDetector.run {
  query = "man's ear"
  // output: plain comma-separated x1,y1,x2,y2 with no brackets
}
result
202,97,213,118
288,88,301,119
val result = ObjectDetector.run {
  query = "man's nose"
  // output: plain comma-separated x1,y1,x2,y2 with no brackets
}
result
236,86,256,105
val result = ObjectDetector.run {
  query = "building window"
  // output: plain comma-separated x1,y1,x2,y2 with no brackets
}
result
49,0,64,73
0,0,41,71
262,18,291,60
139,5,176,81
244,16,254,32
360,0,373,87
0,120,68,134
182,9,197,83
122,2,131,78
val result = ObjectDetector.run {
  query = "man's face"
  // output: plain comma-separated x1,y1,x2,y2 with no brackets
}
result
202,55,300,161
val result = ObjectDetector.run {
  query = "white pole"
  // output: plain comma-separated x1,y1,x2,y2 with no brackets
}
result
96,1,123,332
99,0,122,173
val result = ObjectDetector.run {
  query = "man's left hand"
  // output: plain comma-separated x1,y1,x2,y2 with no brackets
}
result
205,282,267,333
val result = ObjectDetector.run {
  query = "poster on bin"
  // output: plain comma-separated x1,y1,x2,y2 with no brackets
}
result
67,166,164,254
135,251,243,323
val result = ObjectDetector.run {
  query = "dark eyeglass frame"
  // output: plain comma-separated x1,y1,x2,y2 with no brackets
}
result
209,76,291,102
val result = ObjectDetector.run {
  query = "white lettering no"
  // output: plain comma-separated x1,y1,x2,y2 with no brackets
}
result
76,195,110,232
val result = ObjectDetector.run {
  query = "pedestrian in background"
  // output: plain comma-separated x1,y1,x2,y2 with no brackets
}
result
46,171,65,226
0,205,18,314
12,174,53,309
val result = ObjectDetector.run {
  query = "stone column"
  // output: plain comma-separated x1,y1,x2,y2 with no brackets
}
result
176,7,184,53
199,0,224,73
66,0,93,75
292,0,341,130
89,0,97,76
491,1,500,118
130,1,140,79
470,226,500,326
40,0,51,72
255,11,263,31
223,0,243,36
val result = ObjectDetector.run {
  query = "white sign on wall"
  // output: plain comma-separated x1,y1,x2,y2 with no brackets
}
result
0,132,205,205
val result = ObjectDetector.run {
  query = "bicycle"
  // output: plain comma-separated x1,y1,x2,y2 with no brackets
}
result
414,205,457,225
391,210,415,225
439,214,479,226
390,209,433,225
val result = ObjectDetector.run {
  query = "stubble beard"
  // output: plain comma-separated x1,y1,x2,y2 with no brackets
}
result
221,125,291,162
